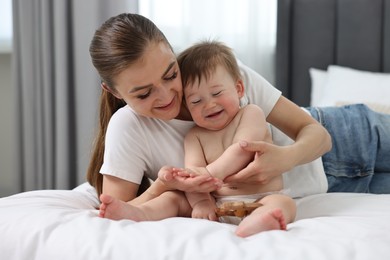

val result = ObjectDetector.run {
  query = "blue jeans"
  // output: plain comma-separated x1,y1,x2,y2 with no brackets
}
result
306,104,390,194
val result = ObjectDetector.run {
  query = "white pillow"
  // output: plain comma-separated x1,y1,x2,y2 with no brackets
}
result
309,68,328,106
317,65,390,107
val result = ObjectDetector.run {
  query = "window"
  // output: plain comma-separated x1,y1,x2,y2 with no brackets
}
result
138,0,277,83
0,0,13,53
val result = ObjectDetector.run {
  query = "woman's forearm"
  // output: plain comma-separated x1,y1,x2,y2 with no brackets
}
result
267,96,332,169
288,122,331,166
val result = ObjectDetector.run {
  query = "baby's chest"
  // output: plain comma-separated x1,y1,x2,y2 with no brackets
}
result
200,127,237,163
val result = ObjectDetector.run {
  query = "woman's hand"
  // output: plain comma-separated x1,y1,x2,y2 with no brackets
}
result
224,97,331,186
158,166,222,193
224,141,294,185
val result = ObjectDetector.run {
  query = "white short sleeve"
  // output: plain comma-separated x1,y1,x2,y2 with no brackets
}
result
238,60,281,117
100,106,149,184
239,60,327,197
100,106,195,184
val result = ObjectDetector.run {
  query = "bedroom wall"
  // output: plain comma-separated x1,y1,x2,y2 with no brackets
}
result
0,53,19,197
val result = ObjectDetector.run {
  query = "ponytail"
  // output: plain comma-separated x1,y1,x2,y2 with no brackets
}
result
86,90,126,196
88,13,170,196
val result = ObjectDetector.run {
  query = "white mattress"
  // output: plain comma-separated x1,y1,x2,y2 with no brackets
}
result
0,182,389,260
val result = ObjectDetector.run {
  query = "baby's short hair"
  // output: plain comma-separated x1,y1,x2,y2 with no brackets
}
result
177,40,241,88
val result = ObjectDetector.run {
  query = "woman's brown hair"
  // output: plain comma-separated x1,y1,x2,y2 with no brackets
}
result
87,13,171,196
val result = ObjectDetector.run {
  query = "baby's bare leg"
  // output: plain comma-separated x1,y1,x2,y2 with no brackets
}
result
99,191,191,221
235,194,296,237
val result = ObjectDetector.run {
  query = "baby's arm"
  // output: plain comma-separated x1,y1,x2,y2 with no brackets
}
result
205,104,271,180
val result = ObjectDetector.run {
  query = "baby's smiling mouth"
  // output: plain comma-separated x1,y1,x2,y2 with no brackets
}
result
206,110,223,118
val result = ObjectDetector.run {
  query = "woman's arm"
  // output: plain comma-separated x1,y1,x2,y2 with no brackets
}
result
103,171,221,205
267,96,331,165
102,175,168,205
225,96,332,184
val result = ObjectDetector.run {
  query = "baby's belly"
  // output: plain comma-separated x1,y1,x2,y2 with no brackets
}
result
213,176,283,196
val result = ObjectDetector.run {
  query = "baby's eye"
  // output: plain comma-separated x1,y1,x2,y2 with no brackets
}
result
212,91,222,96
190,99,201,104
165,71,178,81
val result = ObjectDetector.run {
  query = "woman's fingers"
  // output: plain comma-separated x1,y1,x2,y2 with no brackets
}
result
239,140,267,153
184,175,222,192
164,174,221,192
224,161,266,184
196,178,223,192
224,141,274,184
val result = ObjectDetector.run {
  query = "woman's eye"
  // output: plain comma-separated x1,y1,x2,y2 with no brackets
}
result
137,90,151,100
165,71,178,81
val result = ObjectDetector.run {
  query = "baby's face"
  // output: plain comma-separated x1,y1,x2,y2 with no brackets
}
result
184,65,244,130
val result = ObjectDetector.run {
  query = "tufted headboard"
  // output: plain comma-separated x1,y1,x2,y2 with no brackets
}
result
275,0,390,106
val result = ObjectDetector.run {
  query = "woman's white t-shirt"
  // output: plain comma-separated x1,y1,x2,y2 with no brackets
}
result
100,61,328,198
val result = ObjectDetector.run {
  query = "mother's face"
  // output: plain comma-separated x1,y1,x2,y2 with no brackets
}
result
112,42,183,121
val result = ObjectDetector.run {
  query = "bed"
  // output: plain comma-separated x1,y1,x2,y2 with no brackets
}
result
1,0,390,259
1,183,390,260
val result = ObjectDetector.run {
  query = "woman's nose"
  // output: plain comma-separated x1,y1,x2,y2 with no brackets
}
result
155,82,171,99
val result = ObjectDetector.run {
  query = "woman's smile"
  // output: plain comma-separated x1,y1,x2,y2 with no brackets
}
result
155,95,176,111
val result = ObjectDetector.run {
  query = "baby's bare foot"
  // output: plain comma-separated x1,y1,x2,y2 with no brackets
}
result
235,208,286,237
99,194,147,221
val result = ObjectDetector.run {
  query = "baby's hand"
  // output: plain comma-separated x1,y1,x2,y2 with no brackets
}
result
158,166,222,193
158,166,181,181
176,167,224,189
177,167,215,178
175,168,200,178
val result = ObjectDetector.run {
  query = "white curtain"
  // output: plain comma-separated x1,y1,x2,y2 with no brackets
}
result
139,0,277,84
11,0,276,192
12,0,138,191
0,0,13,52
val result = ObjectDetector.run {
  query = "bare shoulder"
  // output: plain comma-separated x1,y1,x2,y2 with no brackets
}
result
185,125,205,139
240,104,266,117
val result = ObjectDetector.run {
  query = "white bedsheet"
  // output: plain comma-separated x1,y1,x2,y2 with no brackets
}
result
0,183,389,260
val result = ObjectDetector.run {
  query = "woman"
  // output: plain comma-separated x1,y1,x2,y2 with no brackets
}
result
87,13,390,207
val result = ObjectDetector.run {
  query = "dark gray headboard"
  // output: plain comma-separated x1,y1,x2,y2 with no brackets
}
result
275,0,390,106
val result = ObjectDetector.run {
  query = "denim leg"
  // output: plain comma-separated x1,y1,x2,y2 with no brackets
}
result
306,104,390,194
